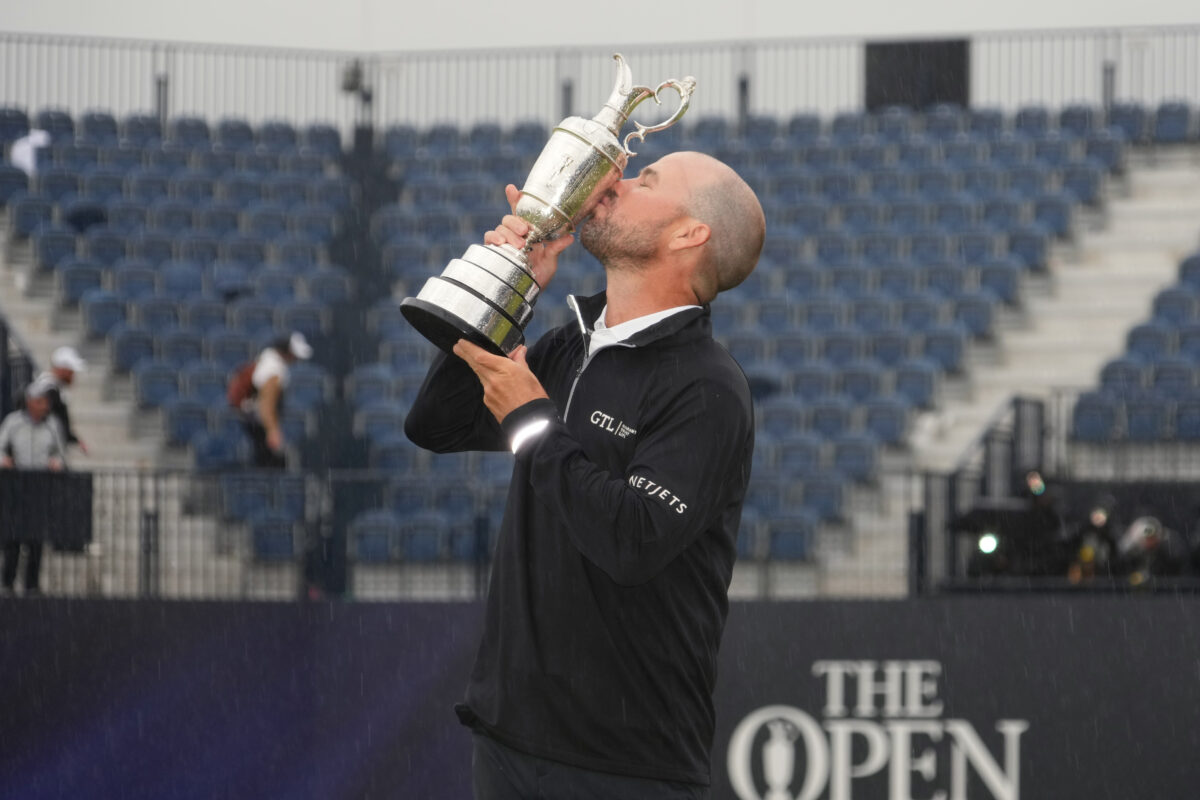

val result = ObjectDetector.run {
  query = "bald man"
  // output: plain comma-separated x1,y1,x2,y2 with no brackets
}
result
406,151,765,799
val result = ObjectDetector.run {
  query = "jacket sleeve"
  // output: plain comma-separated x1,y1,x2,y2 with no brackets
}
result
404,350,506,453
0,413,14,458
505,375,753,587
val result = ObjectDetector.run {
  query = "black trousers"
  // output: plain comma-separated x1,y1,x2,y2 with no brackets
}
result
471,733,708,800
2,540,44,591
242,419,286,470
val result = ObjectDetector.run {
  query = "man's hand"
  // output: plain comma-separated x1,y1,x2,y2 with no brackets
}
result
482,184,574,289
77,439,89,456
1,456,12,469
453,339,549,423
48,458,63,472
266,428,285,453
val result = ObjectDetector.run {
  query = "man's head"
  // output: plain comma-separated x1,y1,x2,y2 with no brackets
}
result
25,379,53,421
50,346,86,385
579,151,765,304
276,332,313,364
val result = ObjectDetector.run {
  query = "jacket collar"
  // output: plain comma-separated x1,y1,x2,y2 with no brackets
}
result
569,291,711,348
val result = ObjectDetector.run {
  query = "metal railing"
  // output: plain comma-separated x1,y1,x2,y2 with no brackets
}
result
1,26,1198,135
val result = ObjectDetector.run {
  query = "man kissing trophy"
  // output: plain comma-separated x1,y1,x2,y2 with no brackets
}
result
400,53,696,355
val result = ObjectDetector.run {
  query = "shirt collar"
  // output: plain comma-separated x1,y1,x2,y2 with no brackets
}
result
590,304,700,355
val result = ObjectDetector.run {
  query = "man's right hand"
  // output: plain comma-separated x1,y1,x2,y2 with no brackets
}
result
267,428,284,453
482,184,574,289
1,456,12,469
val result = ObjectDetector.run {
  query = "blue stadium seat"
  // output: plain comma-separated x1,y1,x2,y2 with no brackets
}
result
953,291,997,338
194,202,241,237
369,433,419,472
864,395,911,445
147,198,194,235
868,166,915,201
276,299,328,341
191,430,245,472
1124,393,1171,442
758,395,808,438
133,359,180,409
845,135,889,170
220,171,266,208
1153,287,1199,326
1006,164,1050,200
850,296,895,333
979,257,1023,304
398,511,452,563
789,362,837,401
1175,394,1200,440
160,329,205,368
923,104,965,140
99,142,146,171
349,510,400,563
1152,101,1194,144
773,332,813,368
310,176,352,210
215,118,255,152
765,511,818,560
80,289,126,338
832,433,880,482
248,511,298,563
957,227,1002,263
869,327,913,367
355,401,408,440
943,136,987,168
1107,103,1147,144
989,133,1034,168
970,108,1006,137
230,298,278,338
1014,106,1050,137
807,394,854,438
125,167,170,203
1059,104,1098,137
164,397,210,445
222,232,268,267
193,147,238,177
819,328,866,367
205,328,255,371
383,124,419,157
112,261,158,301
829,265,872,296
79,165,124,202
897,136,938,168
289,203,337,243
894,358,940,408
802,473,845,522
80,225,126,266
108,324,156,372
0,106,30,144
146,144,192,175
1008,224,1051,271
182,361,230,404
1099,357,1146,398
169,116,210,147
751,297,793,330
802,296,849,332
900,293,943,332
257,120,298,153
131,295,180,330
877,262,921,297
104,198,148,234
122,113,162,147
839,359,885,402
244,201,290,239
909,230,953,265
171,171,215,204
9,193,54,238
57,258,104,306
1150,358,1196,399
1061,162,1105,207
981,192,1026,230
285,362,330,412
923,323,969,371
36,166,81,203
35,108,75,142
860,231,904,266
887,198,929,232
1032,131,1078,168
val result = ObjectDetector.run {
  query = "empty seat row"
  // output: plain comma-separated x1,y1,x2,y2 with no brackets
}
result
0,106,343,155
83,290,331,342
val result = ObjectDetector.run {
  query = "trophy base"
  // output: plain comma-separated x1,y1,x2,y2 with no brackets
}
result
399,296,514,357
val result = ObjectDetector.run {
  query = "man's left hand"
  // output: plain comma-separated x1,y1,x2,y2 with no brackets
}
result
453,340,549,423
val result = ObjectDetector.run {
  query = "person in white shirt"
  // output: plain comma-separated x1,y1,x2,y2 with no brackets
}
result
242,332,313,469
9,129,51,177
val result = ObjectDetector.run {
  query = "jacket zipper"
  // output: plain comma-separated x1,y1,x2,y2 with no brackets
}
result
563,294,634,420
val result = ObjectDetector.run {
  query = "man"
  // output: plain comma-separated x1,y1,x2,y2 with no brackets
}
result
405,151,765,798
237,331,313,469
35,346,89,456
0,378,68,596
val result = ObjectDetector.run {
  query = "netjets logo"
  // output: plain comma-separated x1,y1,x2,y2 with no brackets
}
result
727,660,1029,800
589,409,637,439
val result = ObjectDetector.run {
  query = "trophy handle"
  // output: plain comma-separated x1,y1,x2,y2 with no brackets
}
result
622,75,697,156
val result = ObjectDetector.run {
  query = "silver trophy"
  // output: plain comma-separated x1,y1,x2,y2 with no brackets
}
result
400,53,696,355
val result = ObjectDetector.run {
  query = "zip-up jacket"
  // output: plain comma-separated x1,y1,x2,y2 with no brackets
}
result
405,291,754,785
0,410,66,468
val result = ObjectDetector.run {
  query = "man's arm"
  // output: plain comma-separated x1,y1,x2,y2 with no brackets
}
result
0,413,15,467
258,376,284,451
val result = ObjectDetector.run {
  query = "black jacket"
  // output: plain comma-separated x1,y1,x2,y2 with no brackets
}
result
406,292,754,785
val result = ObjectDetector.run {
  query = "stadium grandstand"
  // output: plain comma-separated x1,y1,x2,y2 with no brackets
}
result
3,15,1200,799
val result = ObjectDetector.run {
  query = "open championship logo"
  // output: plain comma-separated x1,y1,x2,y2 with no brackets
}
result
727,661,1029,800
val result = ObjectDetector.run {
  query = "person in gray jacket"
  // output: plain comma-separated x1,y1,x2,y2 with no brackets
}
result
0,378,67,595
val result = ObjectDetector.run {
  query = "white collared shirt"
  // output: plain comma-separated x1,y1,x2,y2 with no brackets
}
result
588,304,700,357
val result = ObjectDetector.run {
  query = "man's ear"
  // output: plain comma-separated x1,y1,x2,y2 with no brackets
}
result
668,219,711,252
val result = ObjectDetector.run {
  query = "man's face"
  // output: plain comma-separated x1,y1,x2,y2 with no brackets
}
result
26,395,49,421
579,154,694,265
53,366,74,385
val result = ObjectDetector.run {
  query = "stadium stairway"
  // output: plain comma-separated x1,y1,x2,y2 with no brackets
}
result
911,146,1200,469
0,212,164,469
